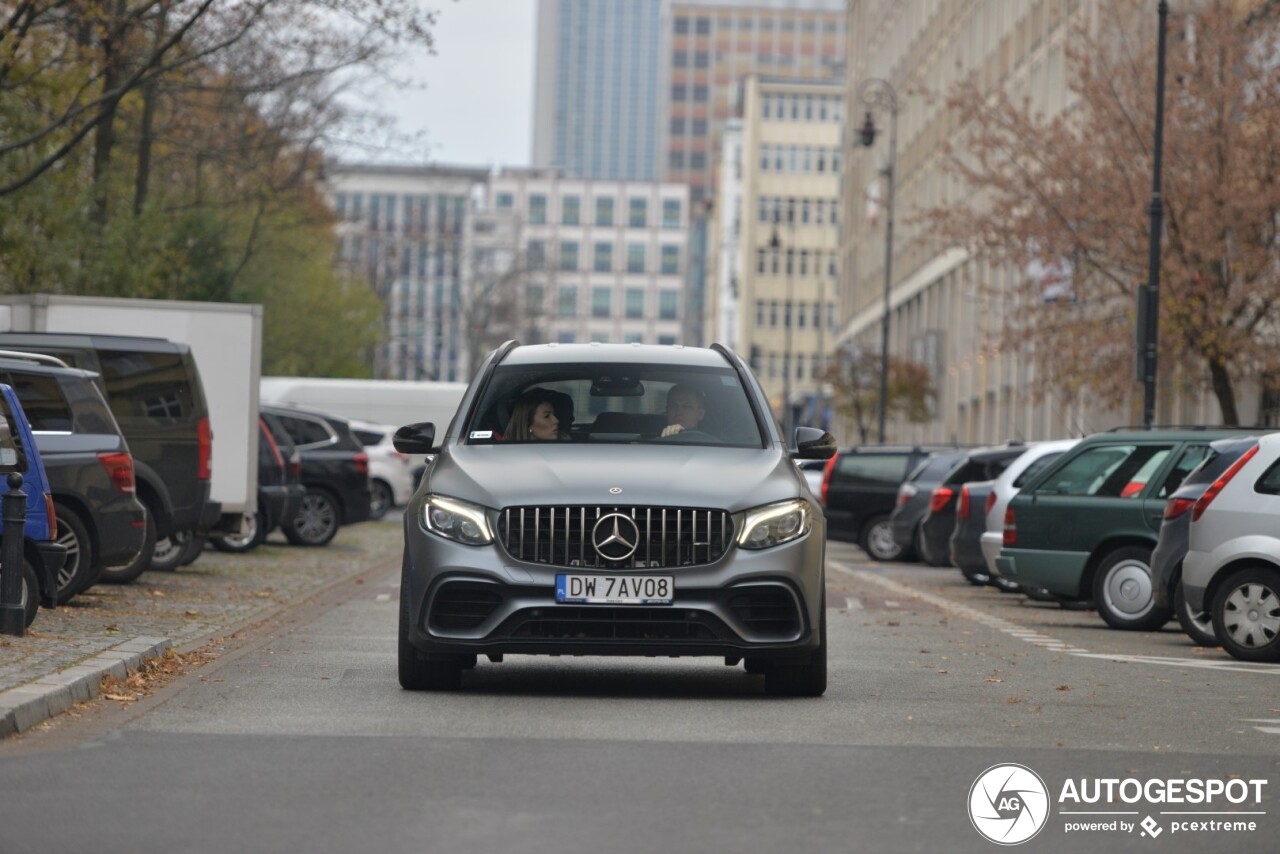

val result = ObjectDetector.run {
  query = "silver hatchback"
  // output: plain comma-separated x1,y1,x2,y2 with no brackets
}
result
393,343,835,694
1182,431,1280,662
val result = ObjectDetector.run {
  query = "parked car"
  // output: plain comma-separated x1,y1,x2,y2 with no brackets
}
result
980,439,1081,589
0,351,146,602
996,428,1254,630
394,341,835,694
349,419,417,520
0,383,65,627
1181,431,1280,661
796,459,826,497
209,417,300,554
1150,436,1257,647
0,332,217,579
821,444,960,561
260,404,372,546
889,449,973,563
917,444,1028,568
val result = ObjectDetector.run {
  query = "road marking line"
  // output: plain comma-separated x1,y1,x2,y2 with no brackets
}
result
375,593,391,602
1242,718,1280,723
1071,653,1280,675
844,596,863,611
1250,727,1280,734
829,561,1088,655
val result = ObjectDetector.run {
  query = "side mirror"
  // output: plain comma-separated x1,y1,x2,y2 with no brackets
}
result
793,426,836,460
393,422,437,455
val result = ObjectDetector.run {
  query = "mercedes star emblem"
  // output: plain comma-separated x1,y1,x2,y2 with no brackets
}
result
591,513,640,562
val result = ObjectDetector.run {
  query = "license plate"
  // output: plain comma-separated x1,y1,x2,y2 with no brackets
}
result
556,574,674,605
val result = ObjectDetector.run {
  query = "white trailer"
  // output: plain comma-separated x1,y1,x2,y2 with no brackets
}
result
259,376,467,431
0,295,262,526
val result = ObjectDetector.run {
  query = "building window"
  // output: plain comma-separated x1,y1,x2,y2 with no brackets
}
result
628,198,647,228
625,288,645,318
526,285,544,311
558,240,579,271
662,199,682,229
527,240,546,271
658,335,677,346
693,85,708,102
558,287,578,317
690,152,706,169
495,192,514,209
624,333,644,344
557,331,576,344
695,16,710,34
669,151,685,169
595,197,614,226
673,51,689,68
674,16,689,33
660,245,681,275
562,195,580,225
659,291,679,320
592,287,612,318
670,117,686,135
755,300,765,325
593,241,613,272
626,243,646,273
671,84,687,101
529,194,547,224
694,51,709,68
691,118,707,135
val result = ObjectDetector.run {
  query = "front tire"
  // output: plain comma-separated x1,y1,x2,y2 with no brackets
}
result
398,572,462,690
764,603,827,697
860,516,903,562
1093,546,1170,631
1174,581,1218,647
1212,567,1280,662
284,488,341,547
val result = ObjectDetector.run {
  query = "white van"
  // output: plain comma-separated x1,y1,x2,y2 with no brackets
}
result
259,377,466,431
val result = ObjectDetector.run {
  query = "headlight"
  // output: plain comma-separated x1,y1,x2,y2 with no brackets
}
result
737,499,810,549
422,494,493,545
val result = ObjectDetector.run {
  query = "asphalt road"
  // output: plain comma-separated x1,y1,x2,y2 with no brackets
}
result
0,538,1276,853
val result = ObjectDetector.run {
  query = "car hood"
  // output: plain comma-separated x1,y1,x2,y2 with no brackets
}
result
428,443,801,512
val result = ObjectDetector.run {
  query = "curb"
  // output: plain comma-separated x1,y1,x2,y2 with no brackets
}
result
0,636,172,738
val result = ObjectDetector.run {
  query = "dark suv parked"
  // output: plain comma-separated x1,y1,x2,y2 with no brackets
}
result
261,404,371,546
889,449,973,562
916,445,1028,568
0,351,146,601
821,444,960,561
0,332,216,579
210,416,305,553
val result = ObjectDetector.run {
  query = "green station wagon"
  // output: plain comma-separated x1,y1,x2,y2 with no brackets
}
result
995,428,1262,631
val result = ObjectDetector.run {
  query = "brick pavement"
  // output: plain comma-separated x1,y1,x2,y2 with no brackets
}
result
0,519,403,734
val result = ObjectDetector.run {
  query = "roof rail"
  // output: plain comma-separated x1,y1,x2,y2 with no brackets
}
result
0,349,71,368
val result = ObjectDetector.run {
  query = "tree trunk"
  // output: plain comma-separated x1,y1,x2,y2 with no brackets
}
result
1207,357,1240,425
134,1,169,216
91,1,129,228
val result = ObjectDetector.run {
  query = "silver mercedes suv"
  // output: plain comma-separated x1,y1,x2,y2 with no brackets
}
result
394,342,835,695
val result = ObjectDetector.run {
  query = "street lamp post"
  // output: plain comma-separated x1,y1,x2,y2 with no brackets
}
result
1138,1,1169,429
770,201,797,440
858,78,898,444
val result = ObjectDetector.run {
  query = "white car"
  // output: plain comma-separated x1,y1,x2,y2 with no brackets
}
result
981,438,1081,585
348,419,418,519
1182,431,1280,662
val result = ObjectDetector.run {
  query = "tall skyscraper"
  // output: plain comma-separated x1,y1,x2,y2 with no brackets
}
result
531,0,665,181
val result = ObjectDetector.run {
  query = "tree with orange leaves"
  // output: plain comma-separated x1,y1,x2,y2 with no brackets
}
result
925,0,1280,424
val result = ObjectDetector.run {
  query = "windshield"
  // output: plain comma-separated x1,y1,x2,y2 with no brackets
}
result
465,362,765,448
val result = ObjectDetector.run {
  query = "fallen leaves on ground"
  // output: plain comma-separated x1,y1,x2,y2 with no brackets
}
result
98,645,220,704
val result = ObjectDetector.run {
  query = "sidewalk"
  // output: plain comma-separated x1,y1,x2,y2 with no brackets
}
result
0,520,404,736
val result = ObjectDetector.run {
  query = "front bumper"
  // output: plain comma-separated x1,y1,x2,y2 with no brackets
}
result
402,517,825,661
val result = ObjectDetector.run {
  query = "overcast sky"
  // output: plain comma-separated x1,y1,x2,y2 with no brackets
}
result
369,0,537,169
